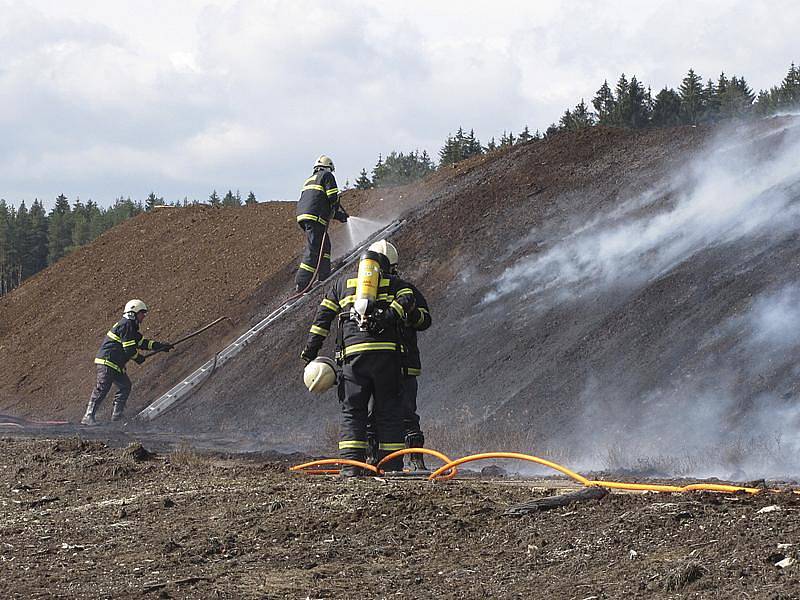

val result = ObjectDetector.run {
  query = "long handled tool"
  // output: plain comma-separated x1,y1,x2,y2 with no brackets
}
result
146,316,231,356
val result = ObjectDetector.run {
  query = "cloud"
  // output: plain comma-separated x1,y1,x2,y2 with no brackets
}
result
1,1,799,205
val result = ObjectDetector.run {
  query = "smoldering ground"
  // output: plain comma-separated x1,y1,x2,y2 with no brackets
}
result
475,118,800,480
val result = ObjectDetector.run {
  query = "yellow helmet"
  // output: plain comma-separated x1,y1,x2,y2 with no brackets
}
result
314,155,335,171
303,357,338,393
124,299,148,316
368,239,398,267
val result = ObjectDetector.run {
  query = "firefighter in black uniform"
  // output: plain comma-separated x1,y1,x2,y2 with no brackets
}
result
80,299,173,425
364,241,432,470
295,155,348,292
301,241,416,476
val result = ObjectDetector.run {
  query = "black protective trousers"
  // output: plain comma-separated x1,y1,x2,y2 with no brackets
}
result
338,352,405,466
87,365,132,416
367,375,422,439
295,220,331,290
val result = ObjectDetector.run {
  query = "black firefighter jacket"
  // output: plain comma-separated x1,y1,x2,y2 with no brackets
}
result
94,316,156,373
304,273,417,362
296,169,340,227
400,283,432,376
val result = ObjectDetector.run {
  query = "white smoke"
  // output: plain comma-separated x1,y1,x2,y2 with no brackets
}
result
482,118,800,479
484,119,800,307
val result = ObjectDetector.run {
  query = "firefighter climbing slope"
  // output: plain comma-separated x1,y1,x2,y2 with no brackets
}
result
301,240,415,476
295,155,349,292
81,299,173,425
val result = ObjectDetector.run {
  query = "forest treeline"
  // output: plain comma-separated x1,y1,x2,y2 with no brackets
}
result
0,190,255,296
353,62,800,189
2,63,799,296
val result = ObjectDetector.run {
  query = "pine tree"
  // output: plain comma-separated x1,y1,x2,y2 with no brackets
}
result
438,134,461,166
145,192,164,211
651,87,682,126
209,190,221,207
679,68,704,125
613,73,631,127
28,200,49,274
47,194,72,265
245,191,257,205
0,199,10,295
222,189,241,207
354,168,373,190
499,130,515,148
592,79,617,125
517,126,532,144
485,137,498,152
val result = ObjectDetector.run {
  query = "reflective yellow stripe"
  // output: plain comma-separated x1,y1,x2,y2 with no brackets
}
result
299,262,317,273
122,340,137,347
296,214,329,226
380,278,390,286
147,339,155,350
326,187,339,196
303,184,325,192
94,357,122,373
305,176,317,184
378,443,406,451
343,342,399,356
323,253,331,260
414,309,426,327
377,293,394,302
310,325,329,337
396,288,414,297
406,367,421,376
390,300,405,318
106,330,122,343
339,295,356,308
321,299,339,312
339,440,369,449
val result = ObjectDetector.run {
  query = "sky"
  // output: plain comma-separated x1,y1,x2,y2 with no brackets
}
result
1,0,798,208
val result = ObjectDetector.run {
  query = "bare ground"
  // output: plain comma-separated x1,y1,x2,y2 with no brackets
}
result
2,438,800,599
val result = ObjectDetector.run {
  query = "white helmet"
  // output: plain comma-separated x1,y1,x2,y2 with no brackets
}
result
124,299,148,316
303,357,338,393
314,155,335,171
368,239,398,267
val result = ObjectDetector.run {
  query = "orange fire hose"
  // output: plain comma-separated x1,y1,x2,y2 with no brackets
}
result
290,458,380,475
292,449,800,495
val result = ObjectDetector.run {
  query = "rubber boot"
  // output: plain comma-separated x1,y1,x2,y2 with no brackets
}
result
405,432,427,471
365,434,379,466
377,450,404,473
80,402,98,426
339,450,367,478
110,402,125,422
410,452,427,471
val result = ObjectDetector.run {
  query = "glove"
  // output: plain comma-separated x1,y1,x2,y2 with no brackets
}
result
301,348,318,364
334,207,349,223
153,342,174,352
133,354,146,365
371,308,397,333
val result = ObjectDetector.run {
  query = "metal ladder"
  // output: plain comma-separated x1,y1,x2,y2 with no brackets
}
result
136,219,405,422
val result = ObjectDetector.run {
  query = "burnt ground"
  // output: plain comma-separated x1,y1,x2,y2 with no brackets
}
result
2,438,800,600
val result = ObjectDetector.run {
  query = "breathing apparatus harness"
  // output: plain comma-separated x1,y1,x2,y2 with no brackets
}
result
335,250,399,364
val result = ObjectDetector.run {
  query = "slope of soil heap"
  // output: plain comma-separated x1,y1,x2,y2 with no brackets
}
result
4,118,800,480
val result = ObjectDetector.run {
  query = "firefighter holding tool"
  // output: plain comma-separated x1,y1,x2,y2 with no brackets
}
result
81,299,173,425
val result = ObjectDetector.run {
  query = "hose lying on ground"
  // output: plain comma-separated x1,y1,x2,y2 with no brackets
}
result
292,449,800,495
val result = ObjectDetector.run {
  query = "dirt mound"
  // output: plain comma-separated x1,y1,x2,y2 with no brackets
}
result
5,119,800,480
3,438,800,599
